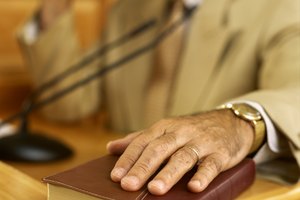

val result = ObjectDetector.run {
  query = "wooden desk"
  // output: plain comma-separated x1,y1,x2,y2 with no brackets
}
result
1,113,300,200
4,113,121,180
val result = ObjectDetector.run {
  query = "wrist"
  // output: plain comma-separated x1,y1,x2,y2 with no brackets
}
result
218,103,266,154
219,109,255,154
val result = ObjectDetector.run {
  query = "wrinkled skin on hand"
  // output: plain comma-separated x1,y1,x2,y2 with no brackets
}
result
107,109,254,195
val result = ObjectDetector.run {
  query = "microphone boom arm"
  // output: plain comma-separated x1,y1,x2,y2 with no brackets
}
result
1,10,191,126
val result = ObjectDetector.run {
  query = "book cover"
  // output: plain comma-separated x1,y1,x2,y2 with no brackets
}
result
43,155,255,200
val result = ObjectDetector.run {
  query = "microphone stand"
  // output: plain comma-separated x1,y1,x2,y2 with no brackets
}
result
1,19,158,126
0,101,73,162
0,6,197,162
0,19,158,163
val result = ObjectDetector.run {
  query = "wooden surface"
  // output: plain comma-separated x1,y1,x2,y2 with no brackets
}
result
0,161,46,200
0,112,300,200
3,112,121,181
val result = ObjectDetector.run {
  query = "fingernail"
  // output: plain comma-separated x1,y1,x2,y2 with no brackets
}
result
188,180,202,192
111,168,126,180
148,180,165,192
121,176,140,189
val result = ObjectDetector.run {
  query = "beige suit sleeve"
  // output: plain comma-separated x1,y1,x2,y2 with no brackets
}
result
17,10,101,121
233,0,300,183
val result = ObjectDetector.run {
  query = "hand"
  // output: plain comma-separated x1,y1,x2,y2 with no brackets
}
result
106,109,254,195
40,0,74,30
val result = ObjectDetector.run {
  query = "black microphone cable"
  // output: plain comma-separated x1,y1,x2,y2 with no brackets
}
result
0,4,198,126
30,19,157,101
0,19,157,128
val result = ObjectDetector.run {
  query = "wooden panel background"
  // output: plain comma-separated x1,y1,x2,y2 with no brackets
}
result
0,0,114,111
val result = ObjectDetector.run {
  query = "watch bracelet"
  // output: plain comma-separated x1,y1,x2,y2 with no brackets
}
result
249,119,266,153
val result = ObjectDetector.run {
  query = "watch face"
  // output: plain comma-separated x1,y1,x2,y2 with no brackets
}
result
231,104,262,121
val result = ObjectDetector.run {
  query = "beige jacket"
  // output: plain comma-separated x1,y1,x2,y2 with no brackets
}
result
18,0,300,183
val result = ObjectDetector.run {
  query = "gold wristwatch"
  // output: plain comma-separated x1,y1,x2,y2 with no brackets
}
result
219,103,266,153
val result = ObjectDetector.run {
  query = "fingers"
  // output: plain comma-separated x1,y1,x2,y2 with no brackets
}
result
110,132,154,183
188,154,224,193
147,146,202,195
110,126,166,182
111,123,195,192
106,132,141,155
120,133,188,191
110,120,174,185
111,132,228,195
108,111,250,195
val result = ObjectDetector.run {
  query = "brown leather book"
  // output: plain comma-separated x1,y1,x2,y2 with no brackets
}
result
43,155,255,200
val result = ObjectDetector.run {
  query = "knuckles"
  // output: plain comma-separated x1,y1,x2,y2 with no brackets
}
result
146,142,170,157
134,161,153,175
120,154,139,166
201,155,224,175
112,111,248,194
170,148,197,167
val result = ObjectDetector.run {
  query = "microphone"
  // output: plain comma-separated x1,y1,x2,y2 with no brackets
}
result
0,6,197,162
0,18,158,126
31,19,157,100
0,102,74,162
0,19,158,163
